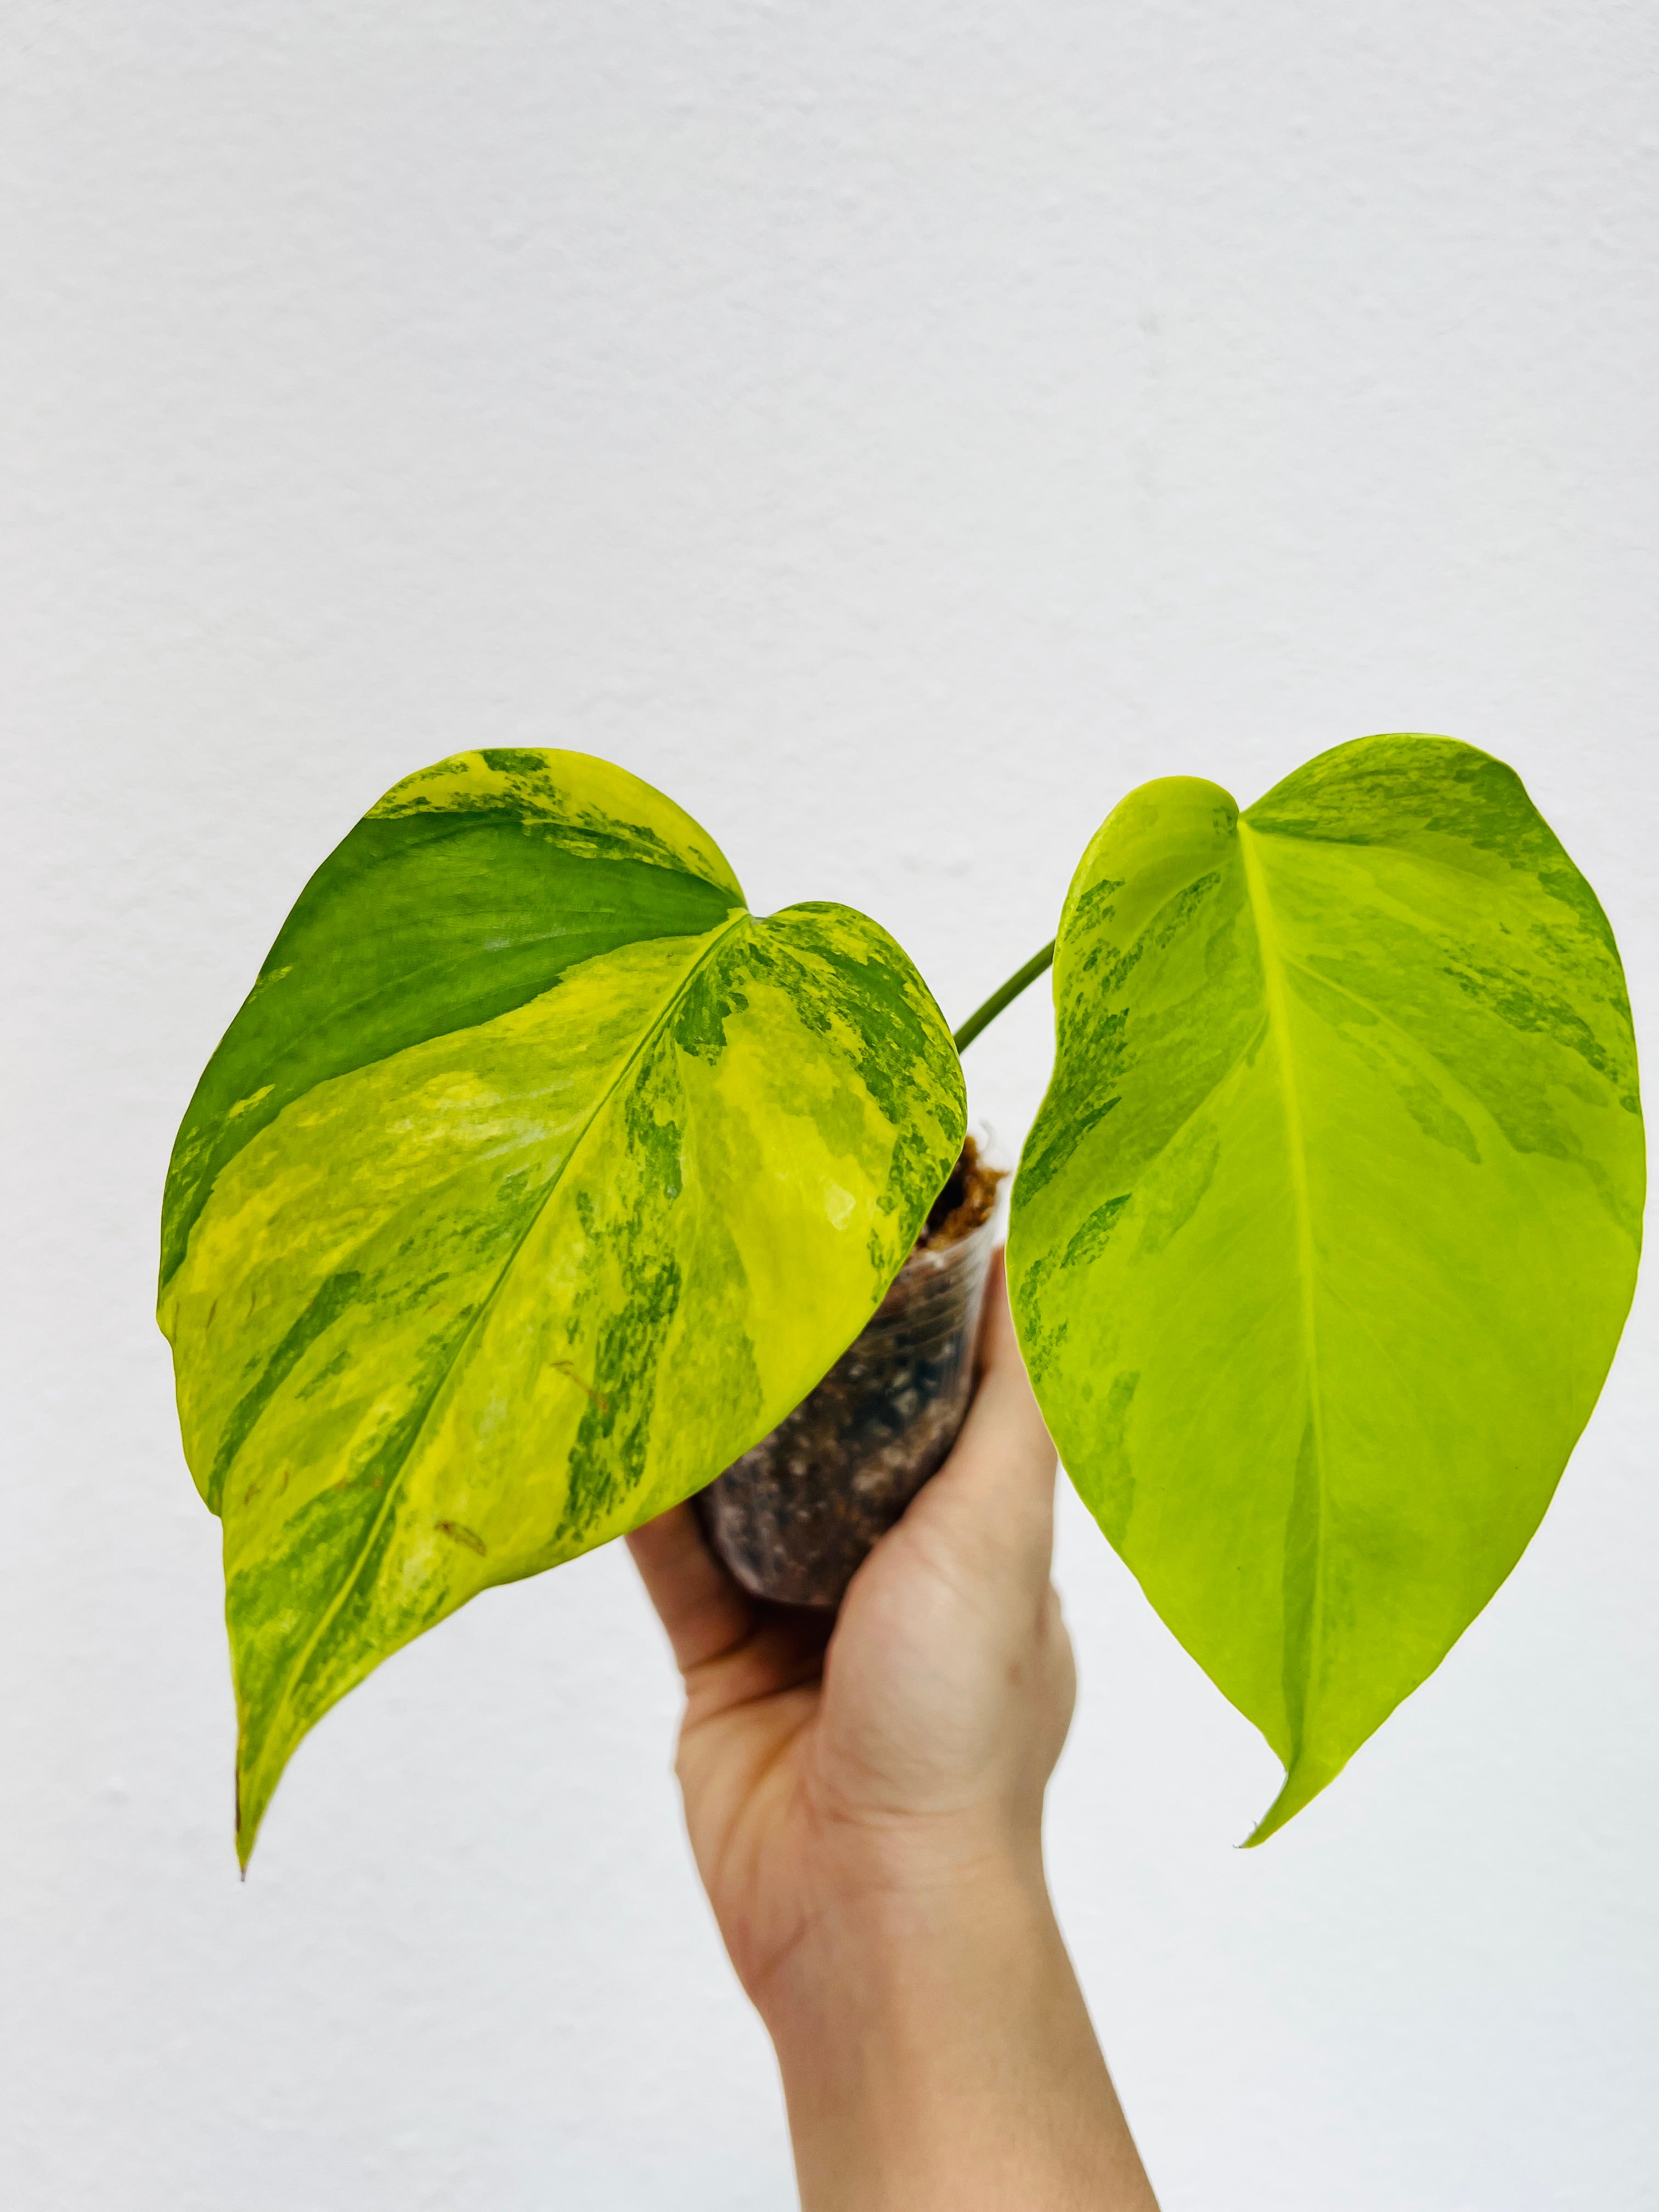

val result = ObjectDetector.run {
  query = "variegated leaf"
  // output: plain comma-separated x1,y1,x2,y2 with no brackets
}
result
1008,735,1644,1842
160,748,964,1863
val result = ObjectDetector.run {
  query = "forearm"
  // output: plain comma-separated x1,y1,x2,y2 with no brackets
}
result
759,1857,1158,2211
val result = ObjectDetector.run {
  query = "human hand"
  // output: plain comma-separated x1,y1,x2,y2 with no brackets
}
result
628,1255,1158,2210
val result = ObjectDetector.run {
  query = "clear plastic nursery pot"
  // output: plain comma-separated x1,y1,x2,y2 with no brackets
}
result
697,1138,1005,1609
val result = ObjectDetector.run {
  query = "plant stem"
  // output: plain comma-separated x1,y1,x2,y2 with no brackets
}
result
952,941,1056,1055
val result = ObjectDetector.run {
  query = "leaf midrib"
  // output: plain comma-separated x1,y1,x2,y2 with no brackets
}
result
240,906,752,1825
1237,820,1327,1760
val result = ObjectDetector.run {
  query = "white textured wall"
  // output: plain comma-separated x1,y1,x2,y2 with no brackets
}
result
5,5,1656,2207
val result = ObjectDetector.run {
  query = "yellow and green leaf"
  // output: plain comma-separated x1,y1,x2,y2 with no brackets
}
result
160,748,964,1863
1007,734,1644,1841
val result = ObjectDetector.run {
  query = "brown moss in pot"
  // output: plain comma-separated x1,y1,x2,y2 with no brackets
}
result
696,1135,1006,1609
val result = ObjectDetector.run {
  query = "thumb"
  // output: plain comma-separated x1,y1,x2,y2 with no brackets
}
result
896,1251,1059,1584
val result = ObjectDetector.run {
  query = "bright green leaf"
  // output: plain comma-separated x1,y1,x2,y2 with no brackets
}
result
1008,734,1644,1842
160,748,964,1863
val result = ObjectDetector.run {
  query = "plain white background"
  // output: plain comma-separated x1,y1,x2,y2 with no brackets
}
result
4,4,1655,2207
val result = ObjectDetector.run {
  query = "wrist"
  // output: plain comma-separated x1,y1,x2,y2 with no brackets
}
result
757,1832,1052,2038
750,1802,1048,2039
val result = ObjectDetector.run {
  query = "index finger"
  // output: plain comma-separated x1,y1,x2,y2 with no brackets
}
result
627,1502,754,1677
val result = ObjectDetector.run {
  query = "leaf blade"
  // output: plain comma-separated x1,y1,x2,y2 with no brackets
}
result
160,754,964,1861
1008,735,1644,1839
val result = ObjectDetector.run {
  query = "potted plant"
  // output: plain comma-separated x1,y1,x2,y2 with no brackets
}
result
159,735,1644,1865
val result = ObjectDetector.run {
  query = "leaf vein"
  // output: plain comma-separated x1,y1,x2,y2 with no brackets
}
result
1238,822,1328,1767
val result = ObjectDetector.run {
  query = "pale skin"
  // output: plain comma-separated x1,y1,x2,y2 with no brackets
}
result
627,1256,1160,2211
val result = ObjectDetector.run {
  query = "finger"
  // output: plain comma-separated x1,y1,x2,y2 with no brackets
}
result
965,1251,1057,1485
975,1245,1040,1397
909,1254,1058,1573
626,1503,754,1677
